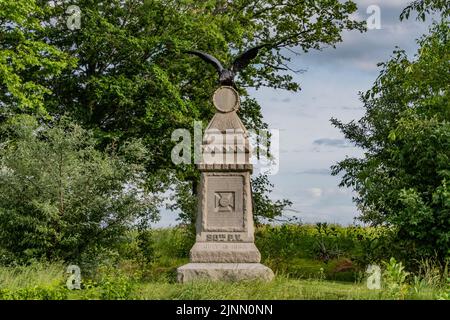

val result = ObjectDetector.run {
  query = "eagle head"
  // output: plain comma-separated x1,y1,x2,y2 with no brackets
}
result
219,69,236,86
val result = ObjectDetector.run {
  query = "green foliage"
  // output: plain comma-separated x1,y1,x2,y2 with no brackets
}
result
382,258,410,300
1,229,450,300
0,0,75,115
0,260,65,289
0,285,68,300
256,223,394,266
135,230,156,264
1,274,384,300
117,227,193,281
0,115,160,263
94,266,137,300
438,277,450,300
167,178,198,228
416,258,449,287
401,0,449,21
148,227,193,260
0,258,445,300
255,223,400,281
331,20,450,260
17,0,364,224
0,260,68,300
0,263,137,300
136,277,383,300
312,239,344,263
67,265,138,300
0,0,368,262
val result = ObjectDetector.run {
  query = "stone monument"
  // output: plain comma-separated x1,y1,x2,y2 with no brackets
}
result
177,86,275,282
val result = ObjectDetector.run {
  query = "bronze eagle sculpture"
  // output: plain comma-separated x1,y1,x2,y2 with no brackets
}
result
185,44,269,87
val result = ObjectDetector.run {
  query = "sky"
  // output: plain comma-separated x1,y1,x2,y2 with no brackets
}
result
153,0,437,227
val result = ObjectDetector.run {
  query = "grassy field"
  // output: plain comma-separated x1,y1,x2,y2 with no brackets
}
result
0,262,444,300
0,225,449,300
134,278,432,300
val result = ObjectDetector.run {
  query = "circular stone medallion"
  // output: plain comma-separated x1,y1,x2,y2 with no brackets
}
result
213,86,240,113
219,197,230,207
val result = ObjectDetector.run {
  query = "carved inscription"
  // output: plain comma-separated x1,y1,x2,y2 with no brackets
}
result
206,233,243,242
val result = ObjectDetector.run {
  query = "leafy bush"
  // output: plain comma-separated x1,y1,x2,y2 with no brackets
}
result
95,267,137,300
256,224,393,264
255,223,399,281
0,263,138,300
332,21,450,261
0,260,65,289
0,115,160,264
0,285,68,300
382,258,410,299
115,227,193,282
438,278,450,300
312,239,344,262
151,227,195,260
416,258,449,287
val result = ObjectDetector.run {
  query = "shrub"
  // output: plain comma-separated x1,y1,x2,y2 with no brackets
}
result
0,285,68,300
97,271,136,300
0,115,160,264
382,258,410,299
332,21,450,262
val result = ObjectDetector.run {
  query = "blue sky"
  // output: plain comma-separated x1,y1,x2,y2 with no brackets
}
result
154,0,436,227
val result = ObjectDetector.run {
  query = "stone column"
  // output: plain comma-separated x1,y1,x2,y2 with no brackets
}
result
177,86,274,283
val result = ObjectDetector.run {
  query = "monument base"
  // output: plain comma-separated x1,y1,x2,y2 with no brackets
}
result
190,242,261,263
177,263,274,283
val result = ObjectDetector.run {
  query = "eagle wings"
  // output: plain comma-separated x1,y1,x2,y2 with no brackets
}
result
185,44,268,87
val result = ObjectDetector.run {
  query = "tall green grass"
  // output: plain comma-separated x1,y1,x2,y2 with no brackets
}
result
1,224,449,300
0,261,65,290
0,265,446,300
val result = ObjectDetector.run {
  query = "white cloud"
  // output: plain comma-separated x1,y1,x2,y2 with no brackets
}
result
308,187,323,198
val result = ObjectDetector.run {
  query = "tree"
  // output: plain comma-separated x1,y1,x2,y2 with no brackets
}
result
2,0,366,225
0,0,74,116
401,0,449,21
331,17,449,260
0,115,159,263
39,0,365,223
